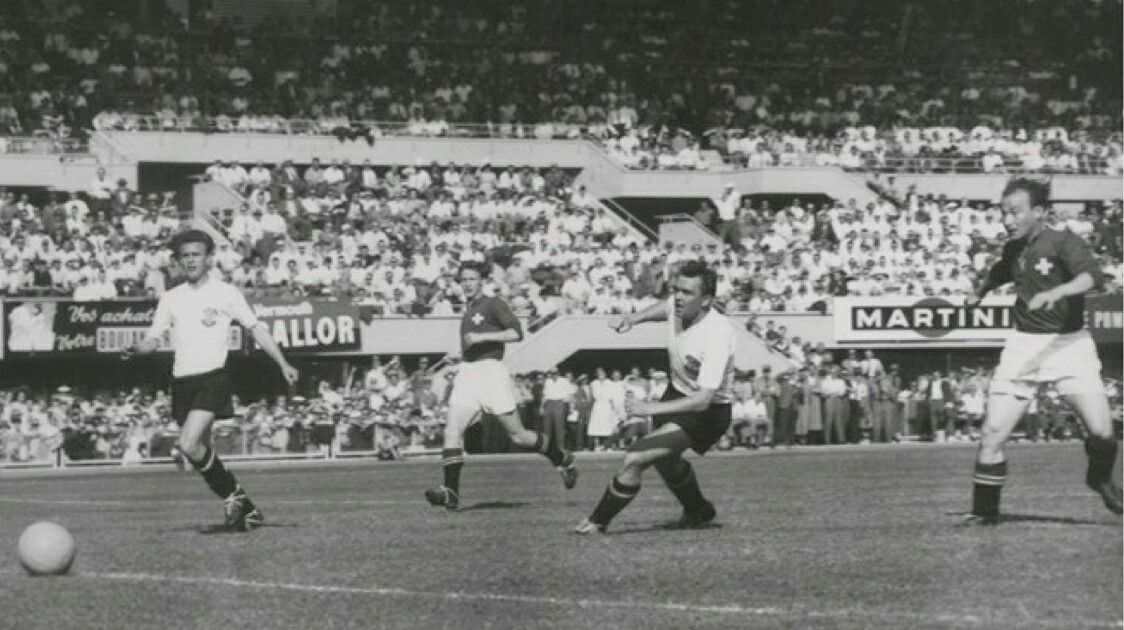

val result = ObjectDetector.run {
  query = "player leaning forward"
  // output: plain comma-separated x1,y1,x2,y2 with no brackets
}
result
963,178,1121,523
424,262,578,511
575,260,735,534
128,230,299,531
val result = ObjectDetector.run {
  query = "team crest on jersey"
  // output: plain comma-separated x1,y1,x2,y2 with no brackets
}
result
684,355,701,379
200,307,219,327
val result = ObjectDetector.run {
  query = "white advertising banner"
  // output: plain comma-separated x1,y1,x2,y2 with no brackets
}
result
832,295,1018,345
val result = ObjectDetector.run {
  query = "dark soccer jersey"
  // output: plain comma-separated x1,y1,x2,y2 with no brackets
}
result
985,227,1103,334
460,296,523,362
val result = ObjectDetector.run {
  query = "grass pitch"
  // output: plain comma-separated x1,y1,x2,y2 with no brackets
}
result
0,444,1120,629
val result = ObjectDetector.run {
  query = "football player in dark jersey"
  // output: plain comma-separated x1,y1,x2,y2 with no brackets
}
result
962,178,1121,523
424,262,577,511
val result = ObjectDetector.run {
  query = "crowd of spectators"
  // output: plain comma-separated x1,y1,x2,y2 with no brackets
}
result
206,162,1124,314
501,352,1124,453
602,123,1122,175
200,159,657,318
193,158,1124,313
0,356,450,464
1,1,1119,173
5,349,1120,464
2,161,1122,316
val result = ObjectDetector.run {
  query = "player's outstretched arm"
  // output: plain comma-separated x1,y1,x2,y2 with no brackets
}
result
965,255,1014,307
1027,271,1097,311
611,300,668,333
249,322,300,386
463,328,521,348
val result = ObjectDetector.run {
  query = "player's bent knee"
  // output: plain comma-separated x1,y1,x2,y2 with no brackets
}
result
988,379,1035,400
176,441,207,462
509,431,536,448
621,451,651,471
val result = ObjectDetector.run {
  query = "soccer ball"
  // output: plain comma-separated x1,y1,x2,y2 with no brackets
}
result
17,521,77,576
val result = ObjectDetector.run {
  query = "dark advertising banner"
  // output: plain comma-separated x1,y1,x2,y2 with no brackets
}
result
246,299,361,352
1086,294,1123,344
2,299,240,355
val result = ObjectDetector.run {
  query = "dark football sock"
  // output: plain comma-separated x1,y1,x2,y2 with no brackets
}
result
442,448,464,494
659,460,707,512
589,476,640,526
532,432,566,466
188,446,238,499
1084,437,1119,488
971,461,1007,517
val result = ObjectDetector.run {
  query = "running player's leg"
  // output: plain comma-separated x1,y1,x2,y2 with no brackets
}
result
967,388,1032,523
428,364,482,509
482,363,574,479
179,409,261,530
424,404,476,510
577,422,692,533
492,410,577,488
180,409,231,497
653,449,715,526
1062,388,1122,514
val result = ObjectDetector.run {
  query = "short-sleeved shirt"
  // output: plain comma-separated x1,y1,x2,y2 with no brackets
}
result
146,276,258,378
667,300,736,404
460,296,522,362
987,227,1103,334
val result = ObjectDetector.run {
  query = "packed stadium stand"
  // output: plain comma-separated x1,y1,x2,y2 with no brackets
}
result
0,0,1121,465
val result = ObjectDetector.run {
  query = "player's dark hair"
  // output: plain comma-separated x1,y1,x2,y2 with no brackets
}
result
1001,177,1050,210
169,229,215,256
459,260,490,279
675,259,717,297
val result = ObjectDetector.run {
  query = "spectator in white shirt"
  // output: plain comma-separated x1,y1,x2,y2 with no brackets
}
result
716,183,740,246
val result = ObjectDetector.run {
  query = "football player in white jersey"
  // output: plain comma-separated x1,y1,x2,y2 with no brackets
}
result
128,230,298,531
575,260,736,534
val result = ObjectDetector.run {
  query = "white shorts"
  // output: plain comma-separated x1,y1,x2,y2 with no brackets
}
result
991,329,1104,398
447,359,519,416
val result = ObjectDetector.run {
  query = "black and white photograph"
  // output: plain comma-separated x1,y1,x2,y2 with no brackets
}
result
0,0,1121,627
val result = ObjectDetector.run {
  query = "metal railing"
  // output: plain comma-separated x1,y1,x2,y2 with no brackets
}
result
91,114,1120,176
658,213,719,235
862,155,1114,175
94,115,593,140
0,136,88,155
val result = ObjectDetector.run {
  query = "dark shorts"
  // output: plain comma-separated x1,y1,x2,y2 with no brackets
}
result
171,368,234,426
653,387,732,455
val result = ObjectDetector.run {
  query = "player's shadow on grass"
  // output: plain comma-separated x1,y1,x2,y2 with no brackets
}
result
459,501,528,511
998,513,1116,526
606,522,724,536
163,523,301,535
945,511,1113,527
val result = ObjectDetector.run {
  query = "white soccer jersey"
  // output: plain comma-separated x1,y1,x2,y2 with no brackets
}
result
146,276,258,378
666,298,736,404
